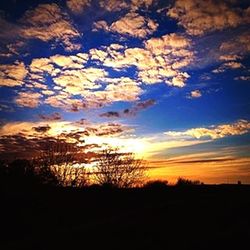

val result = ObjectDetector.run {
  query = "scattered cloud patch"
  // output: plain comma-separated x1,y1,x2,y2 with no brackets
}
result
38,112,62,121
99,99,156,118
165,120,250,140
15,92,42,108
167,0,250,36
213,61,244,73
188,90,202,99
94,12,158,38
234,76,250,81
0,61,28,87
66,0,91,14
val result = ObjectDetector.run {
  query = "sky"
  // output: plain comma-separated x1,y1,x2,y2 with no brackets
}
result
0,0,250,184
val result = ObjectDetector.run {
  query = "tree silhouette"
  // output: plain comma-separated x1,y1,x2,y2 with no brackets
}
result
36,139,88,187
93,149,147,188
0,159,48,188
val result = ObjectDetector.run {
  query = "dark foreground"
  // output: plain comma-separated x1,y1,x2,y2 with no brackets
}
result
1,185,250,250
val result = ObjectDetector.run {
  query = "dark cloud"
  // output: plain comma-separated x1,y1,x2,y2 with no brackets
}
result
99,111,120,118
99,99,156,119
135,99,156,110
32,125,51,133
38,112,62,121
0,134,101,162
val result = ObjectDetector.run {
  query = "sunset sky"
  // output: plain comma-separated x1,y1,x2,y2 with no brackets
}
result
0,0,250,183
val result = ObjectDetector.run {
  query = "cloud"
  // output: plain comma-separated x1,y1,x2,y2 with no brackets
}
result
94,12,158,38
0,120,131,139
15,92,42,108
135,99,155,110
29,57,55,74
99,0,129,12
90,33,193,87
219,55,242,61
212,61,244,73
38,112,62,121
1,32,192,112
167,0,250,36
52,67,107,95
32,125,51,133
99,0,154,12
165,119,250,140
148,151,250,184
219,31,250,58
0,103,14,112
234,76,250,81
66,0,91,14
0,61,28,87
18,3,81,51
41,75,142,111
131,0,154,10
166,72,190,87
100,111,120,118
82,77,143,107
41,90,55,96
50,53,88,68
144,33,191,54
188,90,202,99
0,119,133,159
92,20,109,32
99,99,156,118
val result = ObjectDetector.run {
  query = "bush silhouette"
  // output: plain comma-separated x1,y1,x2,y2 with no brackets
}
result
1,159,48,188
176,177,202,186
143,180,168,189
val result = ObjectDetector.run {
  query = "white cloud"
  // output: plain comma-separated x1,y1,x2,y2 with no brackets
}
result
165,120,250,140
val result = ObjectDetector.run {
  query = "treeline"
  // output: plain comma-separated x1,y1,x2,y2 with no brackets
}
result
0,157,203,190
0,139,204,190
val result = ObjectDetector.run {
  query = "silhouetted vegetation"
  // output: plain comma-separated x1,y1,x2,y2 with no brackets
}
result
143,180,168,189
35,139,88,187
176,177,203,186
1,151,250,250
93,148,147,188
0,159,48,189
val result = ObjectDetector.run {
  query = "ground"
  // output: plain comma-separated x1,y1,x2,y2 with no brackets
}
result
1,185,250,250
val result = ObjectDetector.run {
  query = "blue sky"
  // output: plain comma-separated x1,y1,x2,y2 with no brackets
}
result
0,0,250,183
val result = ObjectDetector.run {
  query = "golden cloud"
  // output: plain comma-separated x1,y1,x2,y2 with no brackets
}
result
189,90,202,99
15,92,42,108
18,3,82,51
213,61,244,73
99,0,154,12
94,12,158,38
99,0,129,12
89,33,193,87
167,0,250,36
66,0,91,14
0,61,28,87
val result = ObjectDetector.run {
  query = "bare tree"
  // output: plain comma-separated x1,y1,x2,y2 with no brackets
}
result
93,148,147,188
36,139,88,187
